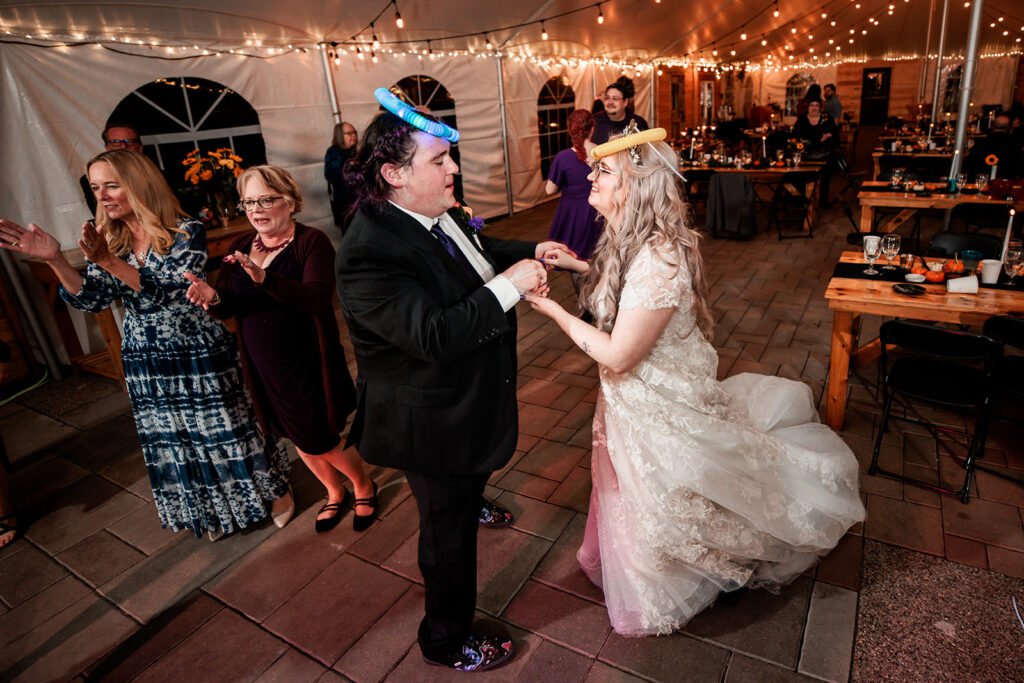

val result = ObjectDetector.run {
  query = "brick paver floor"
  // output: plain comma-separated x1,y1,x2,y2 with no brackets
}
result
1,194,1022,681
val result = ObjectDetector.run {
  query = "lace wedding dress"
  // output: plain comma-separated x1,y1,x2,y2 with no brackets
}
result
577,244,865,636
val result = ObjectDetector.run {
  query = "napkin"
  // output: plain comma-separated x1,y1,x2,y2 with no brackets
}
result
946,275,978,294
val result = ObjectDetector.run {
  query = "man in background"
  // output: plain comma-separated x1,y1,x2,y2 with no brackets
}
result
591,78,649,144
823,84,843,123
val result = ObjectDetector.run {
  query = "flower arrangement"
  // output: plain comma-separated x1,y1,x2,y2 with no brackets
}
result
985,154,999,167
181,148,244,223
183,148,243,190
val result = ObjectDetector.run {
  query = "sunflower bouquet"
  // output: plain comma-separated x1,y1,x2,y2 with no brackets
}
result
181,148,244,223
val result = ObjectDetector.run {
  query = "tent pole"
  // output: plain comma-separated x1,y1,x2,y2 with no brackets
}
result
592,66,598,104
918,0,936,105
929,0,950,125
318,43,342,124
495,55,514,216
0,251,62,377
949,0,984,182
649,66,656,125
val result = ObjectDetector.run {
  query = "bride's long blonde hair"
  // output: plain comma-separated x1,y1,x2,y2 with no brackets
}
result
578,140,713,339
86,150,185,257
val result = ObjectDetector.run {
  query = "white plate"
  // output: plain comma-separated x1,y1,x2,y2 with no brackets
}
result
905,273,926,283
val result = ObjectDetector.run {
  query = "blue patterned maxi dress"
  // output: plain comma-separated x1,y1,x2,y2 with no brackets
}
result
60,219,290,536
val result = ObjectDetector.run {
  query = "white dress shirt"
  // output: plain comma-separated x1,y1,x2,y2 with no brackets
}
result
389,201,521,312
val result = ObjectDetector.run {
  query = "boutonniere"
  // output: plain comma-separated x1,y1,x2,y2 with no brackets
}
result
454,202,486,232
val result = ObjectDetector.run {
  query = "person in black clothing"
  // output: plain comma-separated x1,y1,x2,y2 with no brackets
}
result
324,122,359,232
792,99,839,159
591,78,649,144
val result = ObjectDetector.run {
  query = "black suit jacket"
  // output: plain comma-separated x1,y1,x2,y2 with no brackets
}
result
336,203,535,475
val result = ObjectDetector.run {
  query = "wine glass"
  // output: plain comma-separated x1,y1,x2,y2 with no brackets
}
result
976,174,989,192
881,234,901,270
863,235,882,275
890,168,904,189
1003,246,1023,284
776,149,785,163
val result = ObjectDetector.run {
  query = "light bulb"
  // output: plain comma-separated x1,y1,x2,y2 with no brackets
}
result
740,32,747,40
541,22,548,40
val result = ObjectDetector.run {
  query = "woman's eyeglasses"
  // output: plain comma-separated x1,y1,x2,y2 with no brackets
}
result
590,162,614,176
237,196,284,211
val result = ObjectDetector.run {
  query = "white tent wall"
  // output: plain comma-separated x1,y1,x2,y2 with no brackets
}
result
0,44,337,244
0,44,339,359
501,60,652,213
329,54,508,219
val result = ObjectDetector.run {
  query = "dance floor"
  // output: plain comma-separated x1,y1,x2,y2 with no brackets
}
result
1,198,1022,682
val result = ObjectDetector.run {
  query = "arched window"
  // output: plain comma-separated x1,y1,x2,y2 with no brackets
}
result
109,77,267,194
392,75,462,200
537,76,576,180
784,73,815,116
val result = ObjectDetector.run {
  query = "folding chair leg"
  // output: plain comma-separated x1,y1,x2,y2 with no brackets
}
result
869,392,894,476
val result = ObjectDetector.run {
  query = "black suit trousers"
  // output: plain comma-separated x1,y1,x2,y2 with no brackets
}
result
405,469,490,659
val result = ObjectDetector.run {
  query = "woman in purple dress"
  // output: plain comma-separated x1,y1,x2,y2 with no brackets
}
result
545,109,603,260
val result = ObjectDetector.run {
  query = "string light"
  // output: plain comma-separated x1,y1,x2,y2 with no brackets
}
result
393,0,404,29
541,21,548,40
597,5,604,24
485,34,493,50
773,2,780,18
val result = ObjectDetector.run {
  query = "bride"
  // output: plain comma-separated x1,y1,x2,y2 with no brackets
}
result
528,127,865,636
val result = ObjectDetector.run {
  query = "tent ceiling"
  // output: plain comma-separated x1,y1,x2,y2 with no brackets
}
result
1,0,1021,67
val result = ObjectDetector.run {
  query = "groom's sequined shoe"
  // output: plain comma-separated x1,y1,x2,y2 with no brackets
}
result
422,635,514,672
479,500,513,529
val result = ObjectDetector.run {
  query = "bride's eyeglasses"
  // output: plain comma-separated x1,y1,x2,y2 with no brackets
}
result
590,161,615,176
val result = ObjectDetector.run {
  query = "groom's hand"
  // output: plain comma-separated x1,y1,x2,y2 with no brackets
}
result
502,259,546,295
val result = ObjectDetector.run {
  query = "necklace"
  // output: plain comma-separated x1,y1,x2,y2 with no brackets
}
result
252,233,293,253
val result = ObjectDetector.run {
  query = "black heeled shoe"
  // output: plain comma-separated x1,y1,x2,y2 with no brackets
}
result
315,489,352,533
352,481,378,532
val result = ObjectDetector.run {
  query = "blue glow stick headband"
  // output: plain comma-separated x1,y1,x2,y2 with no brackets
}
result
374,87,461,143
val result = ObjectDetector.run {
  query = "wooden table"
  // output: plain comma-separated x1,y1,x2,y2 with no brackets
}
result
682,163,825,231
823,251,1024,430
856,182,1024,234
871,150,952,180
23,218,251,383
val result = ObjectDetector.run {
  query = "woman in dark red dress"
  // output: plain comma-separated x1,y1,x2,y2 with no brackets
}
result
185,165,377,532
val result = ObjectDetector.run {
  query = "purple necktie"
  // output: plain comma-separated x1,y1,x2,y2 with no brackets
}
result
430,222,477,278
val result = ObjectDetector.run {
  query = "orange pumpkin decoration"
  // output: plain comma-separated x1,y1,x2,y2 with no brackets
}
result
942,259,964,273
911,263,928,275
924,270,945,283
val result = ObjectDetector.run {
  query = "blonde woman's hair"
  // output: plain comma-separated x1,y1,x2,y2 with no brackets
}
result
86,150,185,258
578,139,714,339
236,165,303,214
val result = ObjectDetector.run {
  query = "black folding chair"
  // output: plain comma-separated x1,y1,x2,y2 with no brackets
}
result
926,232,1003,260
682,169,716,217
869,321,1002,503
767,170,820,240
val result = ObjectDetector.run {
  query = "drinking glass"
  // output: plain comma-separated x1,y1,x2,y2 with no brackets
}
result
793,151,802,165
863,235,882,275
776,149,784,163
881,234,901,270
976,174,989,192
1003,246,1023,284
890,168,904,189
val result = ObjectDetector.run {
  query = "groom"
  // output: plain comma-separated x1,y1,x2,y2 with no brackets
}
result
336,103,563,672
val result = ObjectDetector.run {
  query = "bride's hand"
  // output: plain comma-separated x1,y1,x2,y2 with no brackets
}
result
540,248,589,273
0,219,62,262
523,292,563,318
